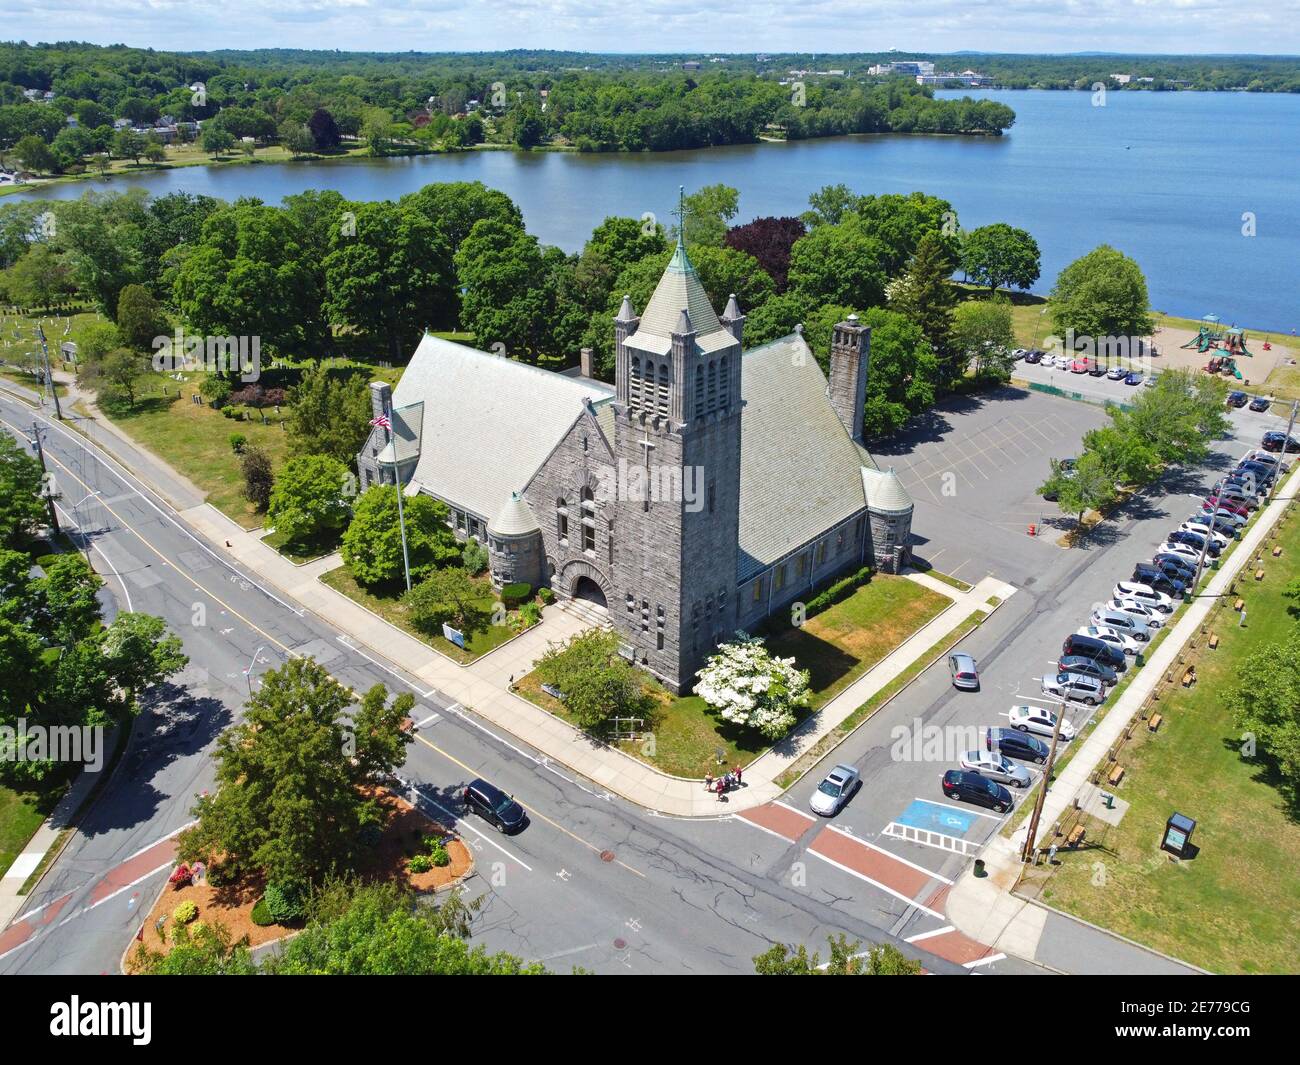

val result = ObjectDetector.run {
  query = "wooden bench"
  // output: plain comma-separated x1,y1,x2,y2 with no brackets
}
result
1066,825,1086,848
1148,713,1164,732
1209,632,1219,650
1255,568,1265,581
1107,764,1125,787
1235,598,1245,611
1274,546,1283,557
1182,667,1197,687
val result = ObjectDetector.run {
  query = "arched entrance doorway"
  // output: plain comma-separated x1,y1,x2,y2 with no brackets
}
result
572,575,608,609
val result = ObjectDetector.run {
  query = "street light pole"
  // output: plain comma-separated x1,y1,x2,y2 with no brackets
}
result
1020,697,1071,864
1191,477,1221,593
387,403,413,593
1269,400,1298,504
244,645,265,695
36,322,62,421
29,422,60,536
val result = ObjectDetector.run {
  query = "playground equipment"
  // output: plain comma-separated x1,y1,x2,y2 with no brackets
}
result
1186,314,1256,380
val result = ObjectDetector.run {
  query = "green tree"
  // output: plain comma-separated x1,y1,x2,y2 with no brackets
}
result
115,283,167,350
132,920,257,976
1050,244,1154,342
754,935,922,975
111,128,146,165
266,454,352,547
534,628,654,732
341,486,461,588
453,219,551,357
280,121,315,158
351,684,414,782
178,658,411,894
959,223,1041,294
887,231,957,364
676,184,740,247
788,217,887,309
1041,450,1116,529
239,444,274,512
200,127,235,158
856,307,941,438
14,134,56,173
100,612,188,707
403,566,492,637
1232,631,1300,800
1081,424,1160,488
951,298,1015,380
284,366,373,467
0,429,48,546
855,191,959,274
34,553,101,644
82,347,147,407
3,243,75,311
361,107,395,155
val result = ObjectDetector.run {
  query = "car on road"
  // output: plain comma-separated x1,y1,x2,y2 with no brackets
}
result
1104,598,1165,628
1106,365,1127,381
1041,671,1106,706
1113,580,1175,612
1261,431,1300,454
1076,625,1141,657
1249,395,1272,412
1008,704,1078,740
1166,529,1220,557
463,778,527,834
942,769,1013,813
986,727,1049,765
1227,390,1249,408
1058,654,1118,686
810,764,860,816
1131,562,1186,598
1178,521,1231,548
1091,607,1152,642
948,652,980,691
960,750,1031,788
1124,370,1144,385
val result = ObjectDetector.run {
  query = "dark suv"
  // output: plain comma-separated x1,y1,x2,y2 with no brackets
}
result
1261,431,1300,454
1061,633,1127,671
942,770,1012,813
1133,562,1185,598
1058,654,1118,686
463,778,527,834
986,727,1049,765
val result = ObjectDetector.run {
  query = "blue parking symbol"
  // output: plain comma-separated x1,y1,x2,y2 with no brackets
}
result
896,799,975,837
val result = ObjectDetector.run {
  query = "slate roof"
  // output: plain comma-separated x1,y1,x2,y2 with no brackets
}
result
489,491,541,536
394,334,613,520
625,239,736,357
736,334,872,582
862,466,914,515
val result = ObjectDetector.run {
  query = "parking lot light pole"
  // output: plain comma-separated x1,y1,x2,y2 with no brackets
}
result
1020,698,1071,864
1270,400,1299,504
1191,477,1220,593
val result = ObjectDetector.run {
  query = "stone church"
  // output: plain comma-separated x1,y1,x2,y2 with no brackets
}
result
358,236,914,693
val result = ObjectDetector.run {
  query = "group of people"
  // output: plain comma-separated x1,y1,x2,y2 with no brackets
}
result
703,766,743,800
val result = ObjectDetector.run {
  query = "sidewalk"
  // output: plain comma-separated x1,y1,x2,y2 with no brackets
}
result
945,466,1295,973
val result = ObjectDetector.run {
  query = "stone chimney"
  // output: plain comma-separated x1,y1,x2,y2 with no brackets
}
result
579,346,594,378
828,314,870,443
369,380,392,421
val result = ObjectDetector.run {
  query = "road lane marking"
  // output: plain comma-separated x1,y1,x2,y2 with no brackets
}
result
824,825,954,884
805,849,944,920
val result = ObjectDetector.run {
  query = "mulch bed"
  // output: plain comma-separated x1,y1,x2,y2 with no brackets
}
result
126,788,472,971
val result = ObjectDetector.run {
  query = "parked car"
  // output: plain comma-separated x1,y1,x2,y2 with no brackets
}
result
1091,608,1152,642
1009,703,1078,740
1243,449,1281,467
948,652,980,690
1012,348,1028,361
986,727,1049,765
1041,672,1106,706
1214,484,1258,507
1089,361,1107,377
1227,390,1249,408
1104,598,1164,628
1261,431,1300,454
1166,529,1220,558
1076,625,1141,656
810,764,860,816
1143,374,1157,387
1058,654,1118,686
1024,349,1044,365
1062,631,1128,669
1106,365,1127,381
1249,395,1272,412
1235,460,1277,487
1224,471,1269,496
1070,358,1090,374
1124,370,1144,385
1113,580,1174,612
463,778,527,834
1156,540,1200,562
942,769,1013,813
1152,553,1197,582
1183,514,1238,541
1132,562,1186,597
960,749,1032,788
1178,521,1231,548
1203,496,1250,518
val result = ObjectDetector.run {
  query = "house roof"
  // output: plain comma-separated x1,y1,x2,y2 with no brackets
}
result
737,334,873,581
395,334,612,520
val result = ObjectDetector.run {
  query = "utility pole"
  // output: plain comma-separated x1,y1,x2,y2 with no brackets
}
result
1269,400,1298,504
1191,476,1221,592
29,422,60,536
36,322,62,421
387,404,413,593
1020,699,1070,864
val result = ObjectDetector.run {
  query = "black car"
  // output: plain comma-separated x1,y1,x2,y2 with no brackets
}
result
1167,529,1220,557
1227,390,1248,408
463,778,527,834
1223,473,1267,497
1089,362,1107,377
1061,633,1127,671
1133,562,1185,597
986,727,1049,765
942,769,1013,813
1236,460,1277,487
1058,654,1118,686
1153,553,1197,581
1024,349,1044,364
1248,396,1272,413
1261,431,1300,454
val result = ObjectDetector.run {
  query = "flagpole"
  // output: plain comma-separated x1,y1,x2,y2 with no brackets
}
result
387,403,413,592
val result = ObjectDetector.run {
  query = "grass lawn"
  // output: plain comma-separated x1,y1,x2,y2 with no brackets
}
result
319,564,525,664
1025,499,1300,974
261,526,342,564
100,375,291,528
519,574,950,778
0,784,62,879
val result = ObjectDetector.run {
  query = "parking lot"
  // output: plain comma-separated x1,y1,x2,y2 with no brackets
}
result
873,386,1109,587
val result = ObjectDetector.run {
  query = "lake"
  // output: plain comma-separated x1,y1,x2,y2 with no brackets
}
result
12,90,1300,330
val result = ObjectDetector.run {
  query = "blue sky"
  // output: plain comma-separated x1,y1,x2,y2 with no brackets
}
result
3,0,1298,55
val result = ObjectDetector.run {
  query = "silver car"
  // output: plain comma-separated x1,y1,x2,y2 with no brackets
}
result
810,764,860,816
960,750,1031,788
949,652,980,690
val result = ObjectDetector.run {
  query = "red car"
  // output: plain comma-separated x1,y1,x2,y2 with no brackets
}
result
1070,358,1090,374
1202,496,1249,518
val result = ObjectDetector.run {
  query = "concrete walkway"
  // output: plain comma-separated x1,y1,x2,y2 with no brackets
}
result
945,464,1296,973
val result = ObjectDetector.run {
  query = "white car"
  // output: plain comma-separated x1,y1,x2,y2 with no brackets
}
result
1008,704,1077,742
1104,598,1164,628
1106,366,1126,381
1113,581,1174,613
1041,672,1106,706
1157,540,1200,561
960,749,1032,788
1178,521,1230,549
810,764,860,816
1077,625,1141,656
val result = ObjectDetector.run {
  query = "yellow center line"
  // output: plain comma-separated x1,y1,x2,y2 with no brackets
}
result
412,733,646,879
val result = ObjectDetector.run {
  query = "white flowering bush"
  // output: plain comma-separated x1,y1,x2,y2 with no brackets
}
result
694,633,810,740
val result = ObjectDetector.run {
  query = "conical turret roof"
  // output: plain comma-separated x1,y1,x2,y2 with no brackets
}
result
488,491,540,537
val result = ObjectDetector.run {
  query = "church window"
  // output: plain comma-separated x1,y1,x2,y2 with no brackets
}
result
795,554,807,579
582,521,595,553
775,565,786,592
582,435,588,452
707,360,718,413
630,357,642,406
718,356,729,409
752,578,763,603
657,631,664,651
815,540,827,565
608,520,615,565
694,364,705,413
657,363,670,416
556,498,568,542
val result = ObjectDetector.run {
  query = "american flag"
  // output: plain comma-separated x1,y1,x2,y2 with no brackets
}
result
369,414,392,430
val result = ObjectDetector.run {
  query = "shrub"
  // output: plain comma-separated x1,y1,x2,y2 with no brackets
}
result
538,587,555,605
501,582,532,607
520,600,541,627
805,565,873,619
229,433,247,455
250,898,276,926
239,445,275,511
263,882,306,924
695,634,810,740
462,538,489,575
408,853,434,873
172,900,198,925
429,842,451,868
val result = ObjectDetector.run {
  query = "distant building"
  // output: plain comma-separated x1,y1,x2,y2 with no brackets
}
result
916,69,993,88
682,61,701,71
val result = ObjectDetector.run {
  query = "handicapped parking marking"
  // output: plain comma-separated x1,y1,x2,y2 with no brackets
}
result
896,799,977,837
